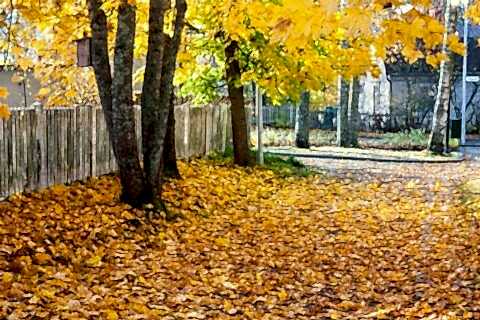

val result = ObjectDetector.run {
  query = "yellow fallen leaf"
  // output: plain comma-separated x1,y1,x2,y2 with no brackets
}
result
86,255,102,267
278,289,288,301
2,272,14,283
215,237,230,246
105,309,119,320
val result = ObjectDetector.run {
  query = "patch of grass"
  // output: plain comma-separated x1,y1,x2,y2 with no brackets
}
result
382,129,429,149
261,152,311,177
208,146,311,177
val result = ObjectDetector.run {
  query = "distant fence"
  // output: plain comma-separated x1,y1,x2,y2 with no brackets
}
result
0,103,233,198
254,104,435,132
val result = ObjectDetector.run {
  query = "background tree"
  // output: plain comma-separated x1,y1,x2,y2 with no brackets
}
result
295,91,311,148
337,78,361,147
180,0,462,157
428,0,458,153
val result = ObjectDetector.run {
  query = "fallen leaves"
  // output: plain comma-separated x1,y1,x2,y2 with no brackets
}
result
0,159,479,319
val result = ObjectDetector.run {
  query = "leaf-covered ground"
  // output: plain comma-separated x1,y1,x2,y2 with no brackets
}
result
1,159,480,319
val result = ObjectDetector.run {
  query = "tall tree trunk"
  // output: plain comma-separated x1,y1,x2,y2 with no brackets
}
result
295,91,310,148
89,0,145,207
429,0,456,153
337,77,360,147
142,0,167,202
337,78,350,147
225,40,252,166
143,0,186,208
162,93,180,178
348,77,361,147
111,2,145,205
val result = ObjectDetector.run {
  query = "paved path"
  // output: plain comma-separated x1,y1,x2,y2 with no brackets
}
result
298,156,480,187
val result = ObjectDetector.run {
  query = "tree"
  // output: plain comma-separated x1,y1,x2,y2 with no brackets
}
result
428,0,457,153
337,78,361,147
224,40,253,166
295,91,311,148
89,0,187,209
3,0,187,209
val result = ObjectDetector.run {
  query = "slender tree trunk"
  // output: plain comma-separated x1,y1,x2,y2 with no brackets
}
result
225,40,252,166
337,78,350,147
348,77,361,147
162,93,180,178
429,0,455,153
295,91,310,148
89,0,145,206
337,77,360,147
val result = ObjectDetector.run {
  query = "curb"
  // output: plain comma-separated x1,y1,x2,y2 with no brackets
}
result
265,150,466,164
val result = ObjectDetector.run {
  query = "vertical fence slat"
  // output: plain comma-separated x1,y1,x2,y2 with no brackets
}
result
0,119,5,197
37,107,47,188
26,111,33,190
62,111,68,184
95,109,101,175
80,107,86,180
47,110,53,185
22,112,28,191
67,109,73,183
55,110,61,185
91,106,97,178
205,105,212,155
12,115,18,193
58,111,65,184
74,107,80,181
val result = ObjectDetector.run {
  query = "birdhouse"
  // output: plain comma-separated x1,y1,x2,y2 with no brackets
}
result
76,37,92,67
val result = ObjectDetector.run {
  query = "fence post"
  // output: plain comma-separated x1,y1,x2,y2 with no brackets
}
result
34,103,47,188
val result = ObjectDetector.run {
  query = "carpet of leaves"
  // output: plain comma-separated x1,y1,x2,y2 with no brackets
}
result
1,159,480,319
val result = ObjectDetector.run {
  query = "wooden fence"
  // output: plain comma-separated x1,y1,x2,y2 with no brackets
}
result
0,103,233,198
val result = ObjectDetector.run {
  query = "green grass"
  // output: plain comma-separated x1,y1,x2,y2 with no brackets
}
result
208,146,311,177
382,129,429,149
253,128,459,152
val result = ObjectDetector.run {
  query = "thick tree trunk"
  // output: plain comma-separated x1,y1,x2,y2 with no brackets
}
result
142,0,167,202
88,0,145,206
225,40,252,166
162,93,180,178
143,0,186,207
428,0,455,154
111,2,146,205
295,91,310,148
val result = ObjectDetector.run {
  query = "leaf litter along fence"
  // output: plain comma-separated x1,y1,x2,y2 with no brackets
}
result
0,103,235,198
